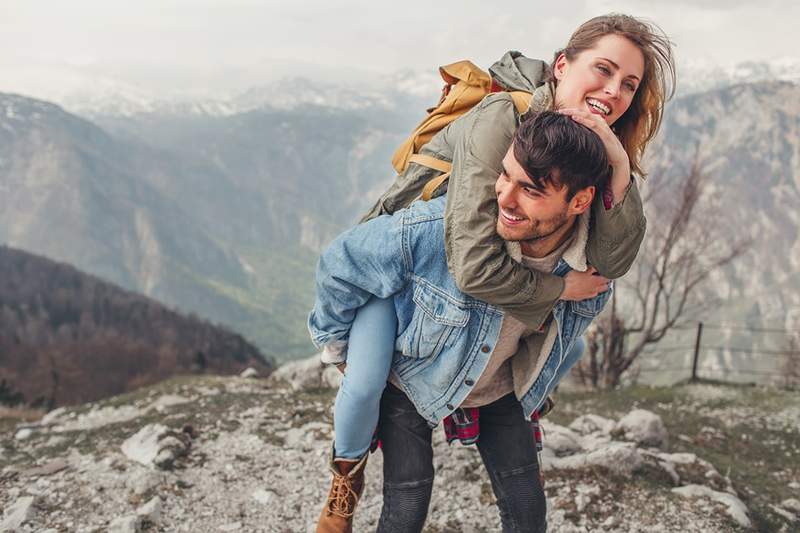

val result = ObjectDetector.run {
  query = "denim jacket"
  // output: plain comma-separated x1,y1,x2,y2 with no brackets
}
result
308,196,611,426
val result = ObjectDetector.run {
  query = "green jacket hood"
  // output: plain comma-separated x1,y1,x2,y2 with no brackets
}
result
489,51,548,93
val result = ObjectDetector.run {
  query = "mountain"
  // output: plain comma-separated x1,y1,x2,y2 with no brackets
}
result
0,245,271,408
633,81,800,379
0,91,424,361
3,72,798,371
677,58,800,96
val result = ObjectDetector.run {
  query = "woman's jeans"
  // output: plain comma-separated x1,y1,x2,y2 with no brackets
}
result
376,384,547,533
333,296,397,459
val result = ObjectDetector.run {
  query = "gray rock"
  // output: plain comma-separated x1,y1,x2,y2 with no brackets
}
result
546,442,644,476
541,423,582,456
14,428,33,440
0,495,37,531
23,458,69,477
252,488,276,504
672,484,751,528
240,367,259,378
615,409,668,448
125,469,165,496
568,414,616,435
136,496,162,523
270,354,341,390
108,515,142,533
121,424,190,469
781,498,800,514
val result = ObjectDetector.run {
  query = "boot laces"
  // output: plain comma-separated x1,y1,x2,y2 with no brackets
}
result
326,472,359,518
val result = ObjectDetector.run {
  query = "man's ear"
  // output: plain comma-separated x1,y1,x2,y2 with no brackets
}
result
569,186,595,215
553,53,568,81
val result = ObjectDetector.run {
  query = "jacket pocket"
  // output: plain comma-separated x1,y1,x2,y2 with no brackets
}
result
400,281,470,359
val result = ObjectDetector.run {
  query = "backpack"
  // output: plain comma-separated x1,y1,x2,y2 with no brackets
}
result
391,60,533,201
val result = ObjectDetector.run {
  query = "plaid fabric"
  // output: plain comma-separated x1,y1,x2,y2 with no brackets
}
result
371,395,555,453
602,188,614,210
443,407,543,452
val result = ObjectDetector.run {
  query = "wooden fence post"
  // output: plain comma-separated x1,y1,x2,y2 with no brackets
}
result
691,322,703,383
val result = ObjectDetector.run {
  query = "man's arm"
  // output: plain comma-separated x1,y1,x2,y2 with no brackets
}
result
308,212,409,359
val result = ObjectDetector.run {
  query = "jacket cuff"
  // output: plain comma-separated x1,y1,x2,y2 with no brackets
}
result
320,340,348,365
595,177,645,236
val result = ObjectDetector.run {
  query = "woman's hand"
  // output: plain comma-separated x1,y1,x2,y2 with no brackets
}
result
561,267,609,301
558,108,632,205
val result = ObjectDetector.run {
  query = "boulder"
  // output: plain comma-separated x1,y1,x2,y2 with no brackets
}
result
108,515,142,533
546,442,644,476
240,367,259,379
121,424,191,469
269,354,342,390
615,409,668,448
125,469,165,496
541,423,582,456
136,496,162,523
1,495,37,531
568,414,616,436
672,484,750,528
781,498,800,514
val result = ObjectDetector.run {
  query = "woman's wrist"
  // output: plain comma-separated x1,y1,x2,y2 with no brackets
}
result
608,160,632,206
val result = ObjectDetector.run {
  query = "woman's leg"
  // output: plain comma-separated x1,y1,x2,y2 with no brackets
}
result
317,297,398,532
333,295,397,459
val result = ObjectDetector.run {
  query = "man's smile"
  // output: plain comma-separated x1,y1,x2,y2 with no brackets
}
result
499,208,527,226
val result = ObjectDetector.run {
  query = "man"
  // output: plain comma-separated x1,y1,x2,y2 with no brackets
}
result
309,111,615,532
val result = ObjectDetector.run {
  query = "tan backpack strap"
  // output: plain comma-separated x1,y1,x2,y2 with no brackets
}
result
408,154,453,202
509,91,533,115
421,172,451,201
408,154,452,174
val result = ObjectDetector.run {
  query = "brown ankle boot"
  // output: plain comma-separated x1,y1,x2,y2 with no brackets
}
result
316,450,368,533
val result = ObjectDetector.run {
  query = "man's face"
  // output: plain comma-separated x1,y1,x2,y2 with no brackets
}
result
495,146,591,245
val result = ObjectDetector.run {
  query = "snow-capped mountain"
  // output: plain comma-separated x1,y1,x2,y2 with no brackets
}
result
677,57,800,95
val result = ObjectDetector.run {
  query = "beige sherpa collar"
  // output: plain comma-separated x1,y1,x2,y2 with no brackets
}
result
504,209,590,272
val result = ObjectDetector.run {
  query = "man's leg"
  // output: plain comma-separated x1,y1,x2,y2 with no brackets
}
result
376,384,435,533
476,394,547,533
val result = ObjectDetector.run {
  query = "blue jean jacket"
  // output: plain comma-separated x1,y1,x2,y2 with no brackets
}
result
308,196,610,425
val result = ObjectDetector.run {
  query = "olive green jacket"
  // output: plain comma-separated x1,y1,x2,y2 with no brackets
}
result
361,51,646,329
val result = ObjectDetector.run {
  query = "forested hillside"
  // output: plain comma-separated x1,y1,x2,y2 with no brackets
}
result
0,246,271,408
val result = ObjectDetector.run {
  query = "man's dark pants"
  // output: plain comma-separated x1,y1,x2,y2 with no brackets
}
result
376,383,547,533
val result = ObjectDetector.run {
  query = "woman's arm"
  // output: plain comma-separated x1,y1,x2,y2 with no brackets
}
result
586,177,646,279
444,94,646,328
444,94,565,329
558,107,647,278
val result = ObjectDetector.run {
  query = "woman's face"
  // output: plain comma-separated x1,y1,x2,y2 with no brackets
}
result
553,34,645,126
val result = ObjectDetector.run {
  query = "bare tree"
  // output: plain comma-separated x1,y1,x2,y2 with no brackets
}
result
573,154,750,389
780,336,800,390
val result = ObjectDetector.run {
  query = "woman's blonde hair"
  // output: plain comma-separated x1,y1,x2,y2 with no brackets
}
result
548,14,676,176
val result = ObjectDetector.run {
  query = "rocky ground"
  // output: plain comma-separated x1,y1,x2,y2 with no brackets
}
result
1,357,799,532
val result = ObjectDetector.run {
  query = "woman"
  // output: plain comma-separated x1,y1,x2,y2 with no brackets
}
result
310,13,675,532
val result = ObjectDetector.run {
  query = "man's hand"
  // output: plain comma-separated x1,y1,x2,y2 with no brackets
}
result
561,267,609,301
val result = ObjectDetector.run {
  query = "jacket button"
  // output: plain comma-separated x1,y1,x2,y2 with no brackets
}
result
446,404,455,411
464,379,475,386
481,345,491,353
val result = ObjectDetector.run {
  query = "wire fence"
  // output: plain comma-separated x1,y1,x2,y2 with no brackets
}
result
629,321,800,388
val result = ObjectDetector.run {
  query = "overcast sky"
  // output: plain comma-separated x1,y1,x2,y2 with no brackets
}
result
1,0,798,98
